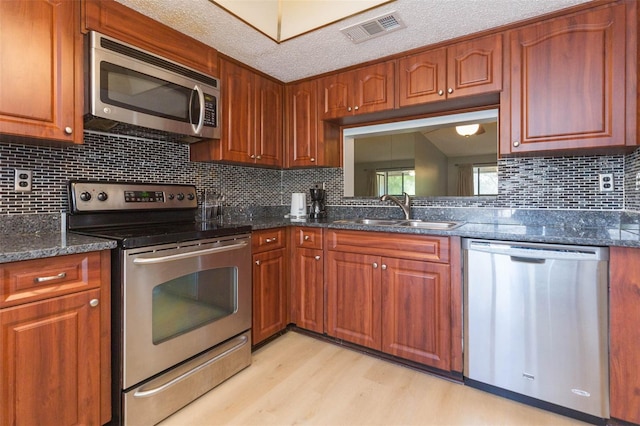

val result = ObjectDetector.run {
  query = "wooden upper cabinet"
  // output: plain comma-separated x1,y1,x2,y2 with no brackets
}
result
398,33,502,107
286,80,319,167
285,79,341,168
319,61,395,119
0,0,83,144
501,2,631,155
191,59,283,167
83,0,218,77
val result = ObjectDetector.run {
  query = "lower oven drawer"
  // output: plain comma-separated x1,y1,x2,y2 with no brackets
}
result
123,330,251,426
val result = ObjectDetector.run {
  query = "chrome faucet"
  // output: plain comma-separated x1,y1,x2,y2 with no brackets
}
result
380,192,412,220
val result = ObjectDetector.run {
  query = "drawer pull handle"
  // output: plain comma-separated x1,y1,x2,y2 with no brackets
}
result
34,272,67,283
265,237,277,243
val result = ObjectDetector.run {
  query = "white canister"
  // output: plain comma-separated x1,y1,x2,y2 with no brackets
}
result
290,193,307,219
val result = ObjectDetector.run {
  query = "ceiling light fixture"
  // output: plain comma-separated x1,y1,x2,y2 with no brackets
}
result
456,124,484,137
211,0,393,43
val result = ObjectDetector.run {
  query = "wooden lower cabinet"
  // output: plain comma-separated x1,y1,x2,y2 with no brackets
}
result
0,290,101,426
381,258,451,369
290,227,324,333
252,229,288,345
0,251,111,426
325,230,454,371
609,246,640,424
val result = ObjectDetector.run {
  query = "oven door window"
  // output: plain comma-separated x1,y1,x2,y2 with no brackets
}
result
152,266,237,344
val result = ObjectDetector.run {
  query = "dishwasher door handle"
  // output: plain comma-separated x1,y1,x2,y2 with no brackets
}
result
510,256,546,264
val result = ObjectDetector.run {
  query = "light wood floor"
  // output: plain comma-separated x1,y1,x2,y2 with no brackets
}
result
158,331,587,426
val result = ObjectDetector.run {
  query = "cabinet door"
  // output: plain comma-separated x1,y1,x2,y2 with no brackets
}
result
0,0,82,144
0,289,101,426
291,247,324,333
352,61,395,115
381,258,451,369
318,73,351,120
326,251,381,350
220,59,255,163
255,75,283,167
397,48,447,107
252,248,287,345
610,246,640,424
502,4,626,155
446,33,502,99
286,80,319,167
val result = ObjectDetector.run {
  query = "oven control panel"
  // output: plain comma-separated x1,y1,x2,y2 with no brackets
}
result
69,181,198,212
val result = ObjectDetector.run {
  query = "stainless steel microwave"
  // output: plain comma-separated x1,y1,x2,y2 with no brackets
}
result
86,31,220,140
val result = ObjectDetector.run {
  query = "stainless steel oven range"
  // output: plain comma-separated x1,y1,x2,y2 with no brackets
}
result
68,181,252,426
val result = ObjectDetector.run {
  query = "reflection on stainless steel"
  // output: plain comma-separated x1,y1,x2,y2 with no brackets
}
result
333,218,462,230
463,239,609,420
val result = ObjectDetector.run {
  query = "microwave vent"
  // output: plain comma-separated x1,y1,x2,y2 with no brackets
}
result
341,12,406,44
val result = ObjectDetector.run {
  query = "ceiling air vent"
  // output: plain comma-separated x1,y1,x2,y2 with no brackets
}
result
341,12,406,44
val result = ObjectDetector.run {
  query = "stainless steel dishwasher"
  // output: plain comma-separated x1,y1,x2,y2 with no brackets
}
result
463,239,609,422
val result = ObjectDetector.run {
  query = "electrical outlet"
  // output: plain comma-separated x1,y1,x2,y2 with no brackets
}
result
14,169,32,192
598,173,613,192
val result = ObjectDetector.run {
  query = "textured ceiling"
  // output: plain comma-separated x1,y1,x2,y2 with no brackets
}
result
115,0,593,83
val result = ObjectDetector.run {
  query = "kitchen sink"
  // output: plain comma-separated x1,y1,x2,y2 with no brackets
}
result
333,218,462,230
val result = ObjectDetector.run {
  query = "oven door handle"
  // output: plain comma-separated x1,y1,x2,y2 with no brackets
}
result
132,241,248,264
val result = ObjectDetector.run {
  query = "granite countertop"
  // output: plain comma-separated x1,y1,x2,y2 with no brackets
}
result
0,232,117,264
3,209,640,263
248,217,640,248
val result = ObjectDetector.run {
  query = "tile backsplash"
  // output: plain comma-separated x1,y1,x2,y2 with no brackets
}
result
0,131,637,216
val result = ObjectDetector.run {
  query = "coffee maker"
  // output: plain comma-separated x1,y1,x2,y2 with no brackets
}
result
309,185,327,219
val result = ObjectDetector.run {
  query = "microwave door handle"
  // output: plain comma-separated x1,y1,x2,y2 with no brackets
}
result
190,85,205,135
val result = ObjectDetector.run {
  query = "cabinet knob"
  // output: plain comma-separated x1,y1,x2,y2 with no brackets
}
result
438,90,444,96
354,105,359,111
310,157,315,162
250,154,256,159
447,87,454,94
64,127,73,135
373,262,378,269
255,260,261,266
513,140,520,147
90,299,99,307
265,237,277,243
381,264,387,270
315,255,321,261
256,155,262,160
347,106,352,112
304,235,310,240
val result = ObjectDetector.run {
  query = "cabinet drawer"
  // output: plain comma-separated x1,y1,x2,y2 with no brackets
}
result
252,228,286,253
0,252,103,308
326,230,449,263
293,227,323,250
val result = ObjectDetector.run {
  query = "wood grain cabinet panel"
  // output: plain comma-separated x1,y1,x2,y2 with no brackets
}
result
290,227,324,333
501,2,632,155
0,251,111,426
609,246,640,425
319,61,395,120
252,228,288,345
398,33,502,107
0,0,83,144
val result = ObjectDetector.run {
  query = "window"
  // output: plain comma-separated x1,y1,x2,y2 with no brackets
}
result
473,165,498,195
376,169,415,196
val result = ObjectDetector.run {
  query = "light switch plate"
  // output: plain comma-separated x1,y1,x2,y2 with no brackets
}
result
14,169,32,192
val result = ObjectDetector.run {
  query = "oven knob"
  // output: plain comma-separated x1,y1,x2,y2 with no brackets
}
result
177,193,185,201
168,193,175,200
79,191,92,202
97,192,108,201
187,193,195,201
